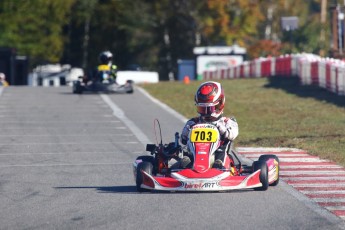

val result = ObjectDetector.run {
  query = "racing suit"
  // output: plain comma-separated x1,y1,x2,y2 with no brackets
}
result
180,115,239,168
92,64,118,83
0,80,9,87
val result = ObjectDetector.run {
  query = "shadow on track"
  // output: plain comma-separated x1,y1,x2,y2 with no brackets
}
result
55,185,137,193
54,186,254,194
264,76,345,107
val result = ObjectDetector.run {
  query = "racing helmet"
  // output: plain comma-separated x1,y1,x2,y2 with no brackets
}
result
195,81,225,121
99,51,113,64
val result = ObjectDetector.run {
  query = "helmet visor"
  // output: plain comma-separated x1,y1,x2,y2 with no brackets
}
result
196,103,218,115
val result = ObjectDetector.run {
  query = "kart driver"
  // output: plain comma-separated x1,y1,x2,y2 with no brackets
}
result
0,73,9,87
180,81,239,169
93,50,118,83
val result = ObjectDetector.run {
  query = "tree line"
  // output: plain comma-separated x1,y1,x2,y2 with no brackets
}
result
0,0,338,80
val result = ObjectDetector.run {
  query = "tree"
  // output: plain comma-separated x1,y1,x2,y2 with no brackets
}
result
195,0,264,46
0,0,338,77
0,0,75,66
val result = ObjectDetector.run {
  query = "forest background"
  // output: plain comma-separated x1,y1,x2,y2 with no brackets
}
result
0,0,341,79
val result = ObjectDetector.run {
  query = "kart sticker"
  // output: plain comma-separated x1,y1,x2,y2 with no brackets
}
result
190,127,218,143
184,182,217,189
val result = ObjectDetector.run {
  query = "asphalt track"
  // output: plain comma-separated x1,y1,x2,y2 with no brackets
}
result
0,86,344,230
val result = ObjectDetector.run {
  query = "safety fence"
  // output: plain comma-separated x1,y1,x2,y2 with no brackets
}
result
202,53,345,96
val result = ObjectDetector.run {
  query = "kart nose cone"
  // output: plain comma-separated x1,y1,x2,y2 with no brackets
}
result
194,164,208,173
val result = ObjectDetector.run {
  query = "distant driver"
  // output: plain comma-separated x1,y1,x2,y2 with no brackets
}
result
93,51,118,83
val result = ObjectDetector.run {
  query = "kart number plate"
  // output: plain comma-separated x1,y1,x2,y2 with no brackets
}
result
190,128,218,143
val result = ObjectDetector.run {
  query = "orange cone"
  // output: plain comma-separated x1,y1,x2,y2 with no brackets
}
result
184,75,190,84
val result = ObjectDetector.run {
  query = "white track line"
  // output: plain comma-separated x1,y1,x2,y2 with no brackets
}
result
312,198,345,203
0,121,121,123
248,158,331,162
281,171,345,175
0,134,134,137
0,162,133,168
136,87,188,123
293,183,345,187
100,93,151,145
237,147,304,152
302,190,345,195
326,207,345,211
241,153,310,157
0,141,139,145
281,165,343,169
282,177,345,181
0,151,144,156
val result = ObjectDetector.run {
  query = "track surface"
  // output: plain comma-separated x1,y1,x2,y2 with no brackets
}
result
0,86,344,230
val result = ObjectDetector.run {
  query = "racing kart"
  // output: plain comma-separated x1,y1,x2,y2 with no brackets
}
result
133,121,279,192
72,69,133,94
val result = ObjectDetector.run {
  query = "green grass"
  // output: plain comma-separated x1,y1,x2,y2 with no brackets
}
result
139,78,345,167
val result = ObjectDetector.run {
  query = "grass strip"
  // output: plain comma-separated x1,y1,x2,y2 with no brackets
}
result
140,77,345,167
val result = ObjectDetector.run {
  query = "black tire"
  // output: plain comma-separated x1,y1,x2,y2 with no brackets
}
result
258,154,279,186
73,81,83,94
126,89,134,94
253,160,269,191
136,155,155,166
136,161,153,192
136,155,156,175
125,80,134,94
136,155,154,162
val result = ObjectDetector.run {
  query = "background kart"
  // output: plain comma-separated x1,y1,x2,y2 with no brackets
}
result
72,78,134,94
133,121,279,192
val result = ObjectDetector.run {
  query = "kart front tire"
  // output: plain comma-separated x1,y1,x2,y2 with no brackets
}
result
253,160,269,191
258,154,279,186
136,161,153,192
136,155,155,164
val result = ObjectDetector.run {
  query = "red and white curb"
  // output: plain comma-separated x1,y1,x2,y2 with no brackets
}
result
238,147,345,222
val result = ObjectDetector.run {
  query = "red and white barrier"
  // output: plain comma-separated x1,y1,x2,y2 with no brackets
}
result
338,66,345,95
202,53,345,96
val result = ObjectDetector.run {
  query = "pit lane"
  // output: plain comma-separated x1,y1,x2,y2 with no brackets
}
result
0,86,343,230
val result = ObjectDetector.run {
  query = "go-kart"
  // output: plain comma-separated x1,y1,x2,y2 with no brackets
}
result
133,120,279,192
72,69,133,94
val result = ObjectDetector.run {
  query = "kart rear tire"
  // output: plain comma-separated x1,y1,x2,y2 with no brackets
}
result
258,154,279,186
73,81,83,94
125,80,134,94
126,89,134,94
136,161,153,192
253,160,269,191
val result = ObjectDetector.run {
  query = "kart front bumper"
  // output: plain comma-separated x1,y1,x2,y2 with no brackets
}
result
138,168,263,192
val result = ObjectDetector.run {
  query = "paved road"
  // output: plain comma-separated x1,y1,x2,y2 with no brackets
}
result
0,86,344,230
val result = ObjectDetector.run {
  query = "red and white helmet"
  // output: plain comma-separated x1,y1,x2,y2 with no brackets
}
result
195,81,225,121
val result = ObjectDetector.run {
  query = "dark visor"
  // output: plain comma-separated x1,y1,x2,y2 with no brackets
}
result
196,105,217,115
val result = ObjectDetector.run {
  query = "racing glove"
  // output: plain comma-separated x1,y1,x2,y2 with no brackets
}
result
181,120,196,145
216,122,228,136
217,117,239,141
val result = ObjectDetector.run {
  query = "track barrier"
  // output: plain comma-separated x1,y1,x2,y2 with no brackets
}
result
202,53,345,96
